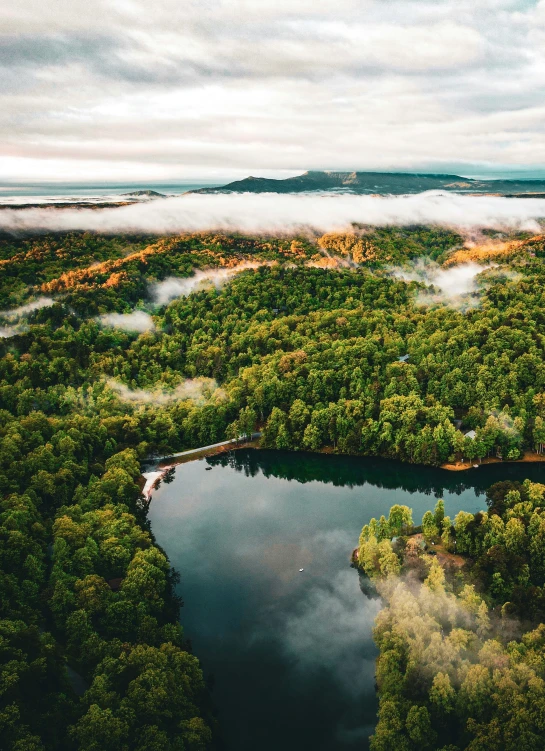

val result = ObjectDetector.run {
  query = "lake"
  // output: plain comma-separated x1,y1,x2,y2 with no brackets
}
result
147,449,545,750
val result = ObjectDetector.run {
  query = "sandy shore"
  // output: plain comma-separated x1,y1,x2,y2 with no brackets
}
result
442,451,545,472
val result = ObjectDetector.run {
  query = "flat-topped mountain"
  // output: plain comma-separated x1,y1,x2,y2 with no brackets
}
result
191,170,545,196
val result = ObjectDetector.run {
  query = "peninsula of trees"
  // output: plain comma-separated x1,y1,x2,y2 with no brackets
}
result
357,479,545,750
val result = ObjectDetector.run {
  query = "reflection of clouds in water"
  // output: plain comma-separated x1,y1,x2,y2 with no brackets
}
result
281,568,380,694
336,723,377,744
312,527,358,552
151,469,382,746
259,529,357,593
277,526,379,690
260,543,313,583
279,554,381,746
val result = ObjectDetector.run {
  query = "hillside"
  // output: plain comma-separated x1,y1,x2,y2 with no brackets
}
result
191,170,545,196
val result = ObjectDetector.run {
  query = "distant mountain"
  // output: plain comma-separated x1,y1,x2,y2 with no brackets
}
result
190,170,545,196
122,189,166,198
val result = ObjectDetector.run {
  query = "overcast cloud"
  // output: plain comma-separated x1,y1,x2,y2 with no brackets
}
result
1,1,545,183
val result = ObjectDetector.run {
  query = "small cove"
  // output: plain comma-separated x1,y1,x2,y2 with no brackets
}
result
147,449,545,750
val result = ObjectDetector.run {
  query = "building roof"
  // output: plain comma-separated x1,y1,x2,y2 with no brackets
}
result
398,354,410,362
464,430,477,440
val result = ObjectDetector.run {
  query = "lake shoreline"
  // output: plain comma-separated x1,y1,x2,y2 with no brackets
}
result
141,444,545,496
146,447,495,751
441,450,545,472
157,437,261,469
141,438,261,499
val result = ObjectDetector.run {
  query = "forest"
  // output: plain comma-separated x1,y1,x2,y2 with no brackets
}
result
357,479,545,750
1,224,545,748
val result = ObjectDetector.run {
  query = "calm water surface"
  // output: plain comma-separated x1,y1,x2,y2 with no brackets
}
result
148,450,545,750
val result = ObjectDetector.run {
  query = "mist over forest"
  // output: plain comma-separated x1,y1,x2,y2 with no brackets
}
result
3,0,545,747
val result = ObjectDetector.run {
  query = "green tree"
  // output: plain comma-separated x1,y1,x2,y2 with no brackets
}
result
429,672,456,715
434,499,445,528
388,504,413,536
504,517,526,556
422,510,439,541
405,705,435,747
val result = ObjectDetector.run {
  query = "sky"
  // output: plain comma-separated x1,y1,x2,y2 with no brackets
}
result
1,0,545,185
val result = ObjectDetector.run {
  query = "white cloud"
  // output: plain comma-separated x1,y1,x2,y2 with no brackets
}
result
106,376,224,404
392,260,496,308
152,263,267,305
0,297,54,320
1,191,544,234
98,310,154,332
430,263,487,297
301,21,484,71
0,326,17,338
0,1,544,181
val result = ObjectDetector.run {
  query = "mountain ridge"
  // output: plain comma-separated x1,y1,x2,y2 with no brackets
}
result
190,170,545,196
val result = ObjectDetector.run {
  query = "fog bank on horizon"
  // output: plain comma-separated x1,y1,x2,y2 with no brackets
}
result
2,192,545,235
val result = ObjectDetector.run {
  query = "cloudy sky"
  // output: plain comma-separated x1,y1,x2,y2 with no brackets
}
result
2,0,545,185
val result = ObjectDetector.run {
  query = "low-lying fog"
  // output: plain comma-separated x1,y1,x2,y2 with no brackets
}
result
1,191,545,234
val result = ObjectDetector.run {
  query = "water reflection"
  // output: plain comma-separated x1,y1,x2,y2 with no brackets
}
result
209,448,545,496
148,449,542,750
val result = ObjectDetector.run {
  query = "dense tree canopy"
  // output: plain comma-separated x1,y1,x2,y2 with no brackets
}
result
358,480,545,751
1,225,545,748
